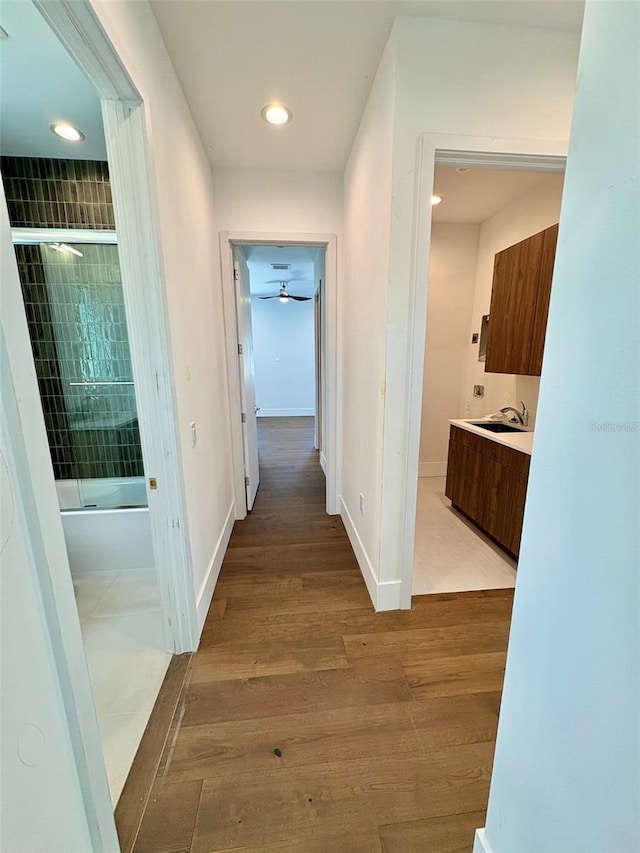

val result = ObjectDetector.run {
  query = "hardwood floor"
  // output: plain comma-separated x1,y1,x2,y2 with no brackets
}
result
124,417,513,852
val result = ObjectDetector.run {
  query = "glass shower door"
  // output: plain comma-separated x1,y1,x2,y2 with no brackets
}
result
14,237,147,509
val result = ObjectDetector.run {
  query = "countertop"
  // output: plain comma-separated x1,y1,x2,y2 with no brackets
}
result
449,418,534,456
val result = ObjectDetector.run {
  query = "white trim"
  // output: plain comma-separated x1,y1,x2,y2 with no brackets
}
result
418,462,447,478
473,828,493,853
257,408,315,417
33,0,139,101
11,228,117,244
101,98,197,654
219,231,339,518
320,451,328,475
436,149,566,172
396,134,568,611
339,496,402,611
340,496,377,609
195,502,234,636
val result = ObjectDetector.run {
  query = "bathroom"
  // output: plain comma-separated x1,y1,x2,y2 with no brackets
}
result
3,150,170,805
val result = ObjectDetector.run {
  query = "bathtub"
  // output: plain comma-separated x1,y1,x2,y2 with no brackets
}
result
57,478,153,575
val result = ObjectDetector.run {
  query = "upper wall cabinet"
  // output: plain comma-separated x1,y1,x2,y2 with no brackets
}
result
485,223,559,376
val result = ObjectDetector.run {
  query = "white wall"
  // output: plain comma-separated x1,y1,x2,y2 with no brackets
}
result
477,3,640,851
92,0,235,630
212,168,342,234
465,174,564,427
343,15,580,607
419,223,479,476
341,35,396,608
251,295,316,416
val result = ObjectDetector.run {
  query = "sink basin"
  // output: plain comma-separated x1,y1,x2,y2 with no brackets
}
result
471,421,526,433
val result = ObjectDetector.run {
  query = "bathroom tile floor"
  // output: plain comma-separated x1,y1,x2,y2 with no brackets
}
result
74,568,171,805
412,477,517,596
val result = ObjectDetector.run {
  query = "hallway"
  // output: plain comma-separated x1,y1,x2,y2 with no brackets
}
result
123,418,514,852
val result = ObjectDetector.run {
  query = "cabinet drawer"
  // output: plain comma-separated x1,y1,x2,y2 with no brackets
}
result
450,425,530,474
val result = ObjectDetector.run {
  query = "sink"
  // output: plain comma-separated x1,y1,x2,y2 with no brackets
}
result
470,421,526,433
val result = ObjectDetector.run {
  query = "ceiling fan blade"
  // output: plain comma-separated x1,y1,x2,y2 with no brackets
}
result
288,295,312,301
263,278,313,284
258,294,280,299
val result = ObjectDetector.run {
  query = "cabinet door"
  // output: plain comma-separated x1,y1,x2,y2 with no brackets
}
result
528,223,559,375
502,469,529,557
476,453,514,548
485,224,558,377
445,438,483,520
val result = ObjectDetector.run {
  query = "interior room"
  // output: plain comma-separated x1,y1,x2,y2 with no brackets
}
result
240,243,323,428
413,164,564,596
1,1,169,805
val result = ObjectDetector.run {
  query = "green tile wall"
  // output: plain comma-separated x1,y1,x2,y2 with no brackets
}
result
4,157,144,480
1,156,114,229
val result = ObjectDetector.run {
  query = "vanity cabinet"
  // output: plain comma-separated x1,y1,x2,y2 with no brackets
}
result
485,223,558,376
445,425,530,558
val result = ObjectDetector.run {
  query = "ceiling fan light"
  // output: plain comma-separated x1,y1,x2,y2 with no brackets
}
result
279,294,289,303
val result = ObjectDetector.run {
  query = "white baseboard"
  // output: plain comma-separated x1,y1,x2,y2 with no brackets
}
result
473,828,493,853
339,496,402,611
195,502,234,637
257,408,315,417
319,451,327,475
419,461,447,478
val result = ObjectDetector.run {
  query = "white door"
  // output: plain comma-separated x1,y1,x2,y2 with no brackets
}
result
233,247,259,510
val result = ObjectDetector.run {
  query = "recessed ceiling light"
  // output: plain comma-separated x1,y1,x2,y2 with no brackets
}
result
431,194,444,205
261,104,292,126
50,122,85,142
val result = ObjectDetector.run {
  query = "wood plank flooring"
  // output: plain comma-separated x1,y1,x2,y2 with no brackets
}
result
125,417,513,852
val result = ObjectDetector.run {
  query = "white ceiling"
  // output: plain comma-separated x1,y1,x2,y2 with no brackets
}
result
0,0,106,160
150,0,584,173
244,244,322,296
431,166,564,224
0,1,583,173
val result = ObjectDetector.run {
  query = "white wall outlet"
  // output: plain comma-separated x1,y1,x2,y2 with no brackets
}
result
465,399,471,412
190,421,197,447
359,493,364,514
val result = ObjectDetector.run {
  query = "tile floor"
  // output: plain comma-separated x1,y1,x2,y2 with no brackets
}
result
412,477,517,596
73,568,171,805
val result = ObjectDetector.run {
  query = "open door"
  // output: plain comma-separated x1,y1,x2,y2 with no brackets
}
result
232,247,260,510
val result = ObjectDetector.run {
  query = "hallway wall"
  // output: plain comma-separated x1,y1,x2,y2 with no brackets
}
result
92,0,235,628
343,16,581,607
478,2,640,849
212,168,342,234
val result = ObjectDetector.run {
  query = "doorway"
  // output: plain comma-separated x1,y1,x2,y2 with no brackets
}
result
220,231,338,519
1,0,193,838
412,162,565,596
401,140,565,607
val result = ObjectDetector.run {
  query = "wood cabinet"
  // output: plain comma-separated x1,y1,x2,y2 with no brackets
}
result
445,425,530,558
485,223,558,376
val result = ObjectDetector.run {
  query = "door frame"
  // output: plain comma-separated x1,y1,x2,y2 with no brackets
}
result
396,133,567,608
35,0,197,652
219,231,339,517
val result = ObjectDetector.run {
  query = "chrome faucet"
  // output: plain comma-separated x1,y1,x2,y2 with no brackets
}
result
500,401,529,427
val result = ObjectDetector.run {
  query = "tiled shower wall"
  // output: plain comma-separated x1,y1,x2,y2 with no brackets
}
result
2,156,143,482
1,156,115,229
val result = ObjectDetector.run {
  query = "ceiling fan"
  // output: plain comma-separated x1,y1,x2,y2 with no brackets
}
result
259,279,312,302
